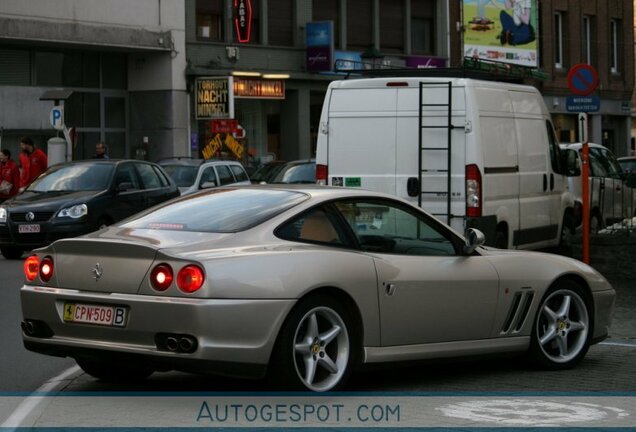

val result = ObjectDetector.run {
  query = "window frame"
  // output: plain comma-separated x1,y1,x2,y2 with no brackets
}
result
554,11,565,69
610,18,620,74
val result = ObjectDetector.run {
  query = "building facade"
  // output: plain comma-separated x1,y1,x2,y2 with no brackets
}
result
1,0,633,164
0,0,188,162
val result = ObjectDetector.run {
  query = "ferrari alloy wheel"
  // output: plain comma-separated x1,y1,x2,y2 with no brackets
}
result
77,359,153,382
272,295,354,391
530,281,591,369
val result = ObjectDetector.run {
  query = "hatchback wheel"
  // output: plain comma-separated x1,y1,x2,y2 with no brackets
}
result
77,359,153,382
271,296,354,392
529,281,591,370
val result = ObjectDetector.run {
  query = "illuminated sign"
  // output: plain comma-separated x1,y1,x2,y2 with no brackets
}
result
195,77,234,119
233,78,285,99
234,0,252,43
202,133,244,160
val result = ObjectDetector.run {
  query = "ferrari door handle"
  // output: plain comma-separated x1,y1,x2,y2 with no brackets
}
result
385,283,396,296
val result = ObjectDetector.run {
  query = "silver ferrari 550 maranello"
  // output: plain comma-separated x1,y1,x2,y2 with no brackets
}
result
20,186,615,391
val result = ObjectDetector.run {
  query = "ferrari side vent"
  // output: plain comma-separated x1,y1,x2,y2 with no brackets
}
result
501,290,535,335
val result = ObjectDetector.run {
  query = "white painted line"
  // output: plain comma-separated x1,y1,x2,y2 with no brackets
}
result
600,340,636,347
0,365,81,429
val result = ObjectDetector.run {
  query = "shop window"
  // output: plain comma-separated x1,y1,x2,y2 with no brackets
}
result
105,97,126,129
0,49,30,85
312,0,340,48
35,51,83,87
268,0,294,46
380,0,404,53
102,53,127,89
347,0,373,51
66,92,101,129
411,0,435,54
196,0,224,41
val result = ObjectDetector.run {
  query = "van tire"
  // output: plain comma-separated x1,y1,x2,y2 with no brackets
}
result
558,214,575,256
494,229,507,249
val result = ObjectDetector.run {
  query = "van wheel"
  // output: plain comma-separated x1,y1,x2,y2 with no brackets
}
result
558,214,575,256
589,212,601,234
494,230,507,249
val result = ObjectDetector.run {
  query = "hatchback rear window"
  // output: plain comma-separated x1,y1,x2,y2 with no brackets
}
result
121,188,309,232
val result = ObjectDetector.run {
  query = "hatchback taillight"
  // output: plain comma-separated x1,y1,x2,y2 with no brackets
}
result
177,265,205,293
316,164,328,185
150,263,173,291
24,255,39,282
39,256,54,282
466,164,482,218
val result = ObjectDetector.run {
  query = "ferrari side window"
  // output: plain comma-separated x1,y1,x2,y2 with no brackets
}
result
335,200,456,256
277,208,344,245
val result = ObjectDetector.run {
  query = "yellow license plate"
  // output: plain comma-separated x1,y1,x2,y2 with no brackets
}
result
63,303,127,327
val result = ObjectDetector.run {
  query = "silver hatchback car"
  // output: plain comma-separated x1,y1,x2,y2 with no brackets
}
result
159,158,250,195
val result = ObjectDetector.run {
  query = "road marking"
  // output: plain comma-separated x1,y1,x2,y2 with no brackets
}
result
437,399,629,426
600,340,636,347
0,365,81,429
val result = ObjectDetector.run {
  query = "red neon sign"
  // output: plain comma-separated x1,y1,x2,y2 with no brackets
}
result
234,0,252,43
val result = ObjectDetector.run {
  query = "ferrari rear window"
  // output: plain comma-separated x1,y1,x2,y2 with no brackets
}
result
121,188,309,232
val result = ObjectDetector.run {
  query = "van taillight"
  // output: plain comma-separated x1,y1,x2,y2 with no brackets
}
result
316,164,328,185
466,164,482,218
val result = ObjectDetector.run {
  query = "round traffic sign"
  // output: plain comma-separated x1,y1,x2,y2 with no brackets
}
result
567,64,599,96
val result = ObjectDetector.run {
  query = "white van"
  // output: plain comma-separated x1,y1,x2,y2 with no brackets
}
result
316,77,574,250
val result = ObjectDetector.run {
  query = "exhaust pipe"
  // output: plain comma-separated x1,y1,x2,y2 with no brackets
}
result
165,336,179,352
178,336,196,353
21,321,35,336
21,320,54,338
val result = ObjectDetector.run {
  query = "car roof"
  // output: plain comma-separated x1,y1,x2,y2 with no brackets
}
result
218,183,399,201
559,142,605,150
618,156,636,161
158,158,243,167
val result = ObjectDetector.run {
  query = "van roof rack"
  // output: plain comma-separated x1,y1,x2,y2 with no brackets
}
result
334,57,547,84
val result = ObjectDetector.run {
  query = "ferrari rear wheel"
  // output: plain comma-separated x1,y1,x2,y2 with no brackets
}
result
76,359,154,382
271,295,354,392
530,281,591,370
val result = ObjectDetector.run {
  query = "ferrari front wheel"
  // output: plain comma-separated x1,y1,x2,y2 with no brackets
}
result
529,281,591,370
271,295,354,392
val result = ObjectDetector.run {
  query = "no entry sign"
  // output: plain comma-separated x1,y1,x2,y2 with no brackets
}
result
567,64,599,96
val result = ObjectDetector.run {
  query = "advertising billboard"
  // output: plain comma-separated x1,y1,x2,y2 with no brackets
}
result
462,0,538,67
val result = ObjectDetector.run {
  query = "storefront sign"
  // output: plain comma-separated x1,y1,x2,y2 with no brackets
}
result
306,21,334,72
405,56,446,69
211,119,239,134
234,78,285,99
201,133,244,160
234,0,252,43
195,77,234,119
462,0,538,67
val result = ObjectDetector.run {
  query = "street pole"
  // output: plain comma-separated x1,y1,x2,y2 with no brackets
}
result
579,113,590,264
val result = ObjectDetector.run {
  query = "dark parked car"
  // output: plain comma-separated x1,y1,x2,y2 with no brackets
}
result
0,159,179,259
249,160,286,184
266,159,316,184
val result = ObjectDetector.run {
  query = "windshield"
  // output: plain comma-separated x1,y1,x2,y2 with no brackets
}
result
620,159,636,173
162,165,198,187
27,164,114,192
121,188,309,232
270,163,316,184
250,162,285,183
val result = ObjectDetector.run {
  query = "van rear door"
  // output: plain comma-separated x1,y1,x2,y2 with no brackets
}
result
321,84,398,196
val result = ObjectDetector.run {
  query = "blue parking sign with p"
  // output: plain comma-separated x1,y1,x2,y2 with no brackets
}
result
50,106,64,130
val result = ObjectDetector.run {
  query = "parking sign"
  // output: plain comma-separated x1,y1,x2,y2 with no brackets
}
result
50,106,64,131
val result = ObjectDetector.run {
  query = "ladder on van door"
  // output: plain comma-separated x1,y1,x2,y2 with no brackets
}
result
418,81,458,225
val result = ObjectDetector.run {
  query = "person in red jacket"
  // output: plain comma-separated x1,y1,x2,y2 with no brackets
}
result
19,136,48,191
0,149,21,203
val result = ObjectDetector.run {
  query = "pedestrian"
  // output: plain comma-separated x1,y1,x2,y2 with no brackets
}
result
94,141,109,159
0,149,21,203
19,136,48,191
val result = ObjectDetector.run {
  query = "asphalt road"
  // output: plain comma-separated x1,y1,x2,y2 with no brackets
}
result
0,256,74,392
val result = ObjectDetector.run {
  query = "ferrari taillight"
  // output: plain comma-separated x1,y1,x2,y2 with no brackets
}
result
177,265,205,293
150,263,173,291
24,255,39,282
39,256,54,282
